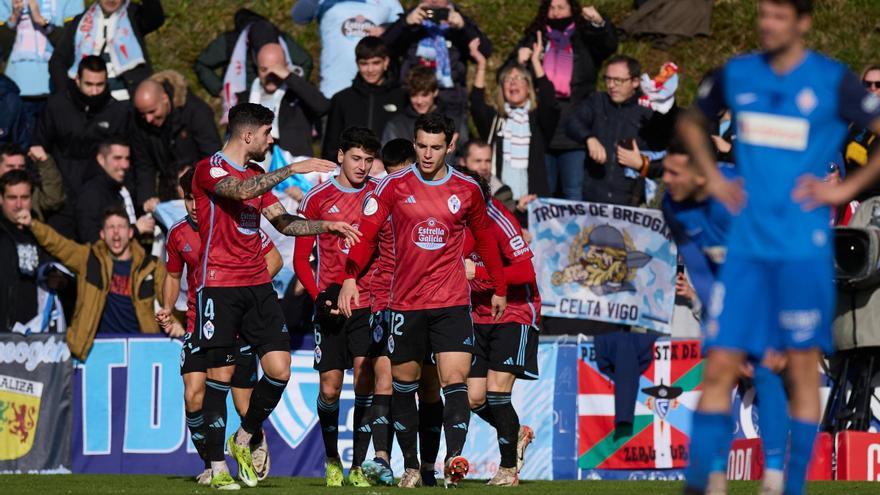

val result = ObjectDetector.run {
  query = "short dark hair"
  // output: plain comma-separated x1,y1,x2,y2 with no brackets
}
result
605,54,641,79
462,139,491,159
339,127,381,156
454,166,490,205
102,206,131,227
413,112,455,145
97,137,130,157
355,36,388,61
0,143,26,161
405,66,438,95
666,133,689,156
77,55,108,78
228,103,274,138
0,169,33,196
381,139,416,169
761,0,812,15
179,168,195,198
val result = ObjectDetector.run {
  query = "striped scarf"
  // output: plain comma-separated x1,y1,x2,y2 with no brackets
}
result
501,101,531,199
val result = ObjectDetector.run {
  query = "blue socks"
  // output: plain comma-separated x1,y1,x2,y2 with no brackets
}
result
753,365,788,472
685,411,733,491
785,419,818,495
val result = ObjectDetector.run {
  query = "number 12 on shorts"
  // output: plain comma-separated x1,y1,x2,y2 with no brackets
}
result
390,312,405,336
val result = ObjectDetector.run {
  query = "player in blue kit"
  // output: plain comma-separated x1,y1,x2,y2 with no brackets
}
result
677,0,880,494
661,140,789,494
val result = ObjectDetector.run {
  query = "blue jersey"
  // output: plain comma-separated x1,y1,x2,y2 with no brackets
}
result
697,50,880,260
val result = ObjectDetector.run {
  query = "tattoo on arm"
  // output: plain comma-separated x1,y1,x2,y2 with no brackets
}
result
213,167,293,200
262,203,327,236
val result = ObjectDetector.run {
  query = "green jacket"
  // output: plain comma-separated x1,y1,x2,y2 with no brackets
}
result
32,156,66,222
30,220,165,360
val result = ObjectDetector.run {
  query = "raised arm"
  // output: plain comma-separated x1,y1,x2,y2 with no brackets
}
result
262,202,361,244
213,157,335,201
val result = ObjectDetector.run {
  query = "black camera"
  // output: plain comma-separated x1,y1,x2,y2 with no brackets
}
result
834,227,880,289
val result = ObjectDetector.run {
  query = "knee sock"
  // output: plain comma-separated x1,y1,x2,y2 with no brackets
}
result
186,409,209,468
441,383,470,460
487,391,519,469
351,394,373,467
316,397,340,459
753,366,789,473
785,419,818,495
370,394,393,456
418,399,444,469
470,401,496,427
392,380,421,470
240,374,289,443
203,379,231,463
684,411,733,492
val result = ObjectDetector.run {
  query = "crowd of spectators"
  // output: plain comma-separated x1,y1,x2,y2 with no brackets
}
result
0,0,870,345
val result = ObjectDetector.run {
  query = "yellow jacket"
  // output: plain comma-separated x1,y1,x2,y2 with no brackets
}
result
30,220,165,360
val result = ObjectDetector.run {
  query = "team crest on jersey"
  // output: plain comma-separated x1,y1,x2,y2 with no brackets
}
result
550,224,651,295
209,167,229,179
411,218,448,250
203,321,215,340
314,345,322,364
796,88,817,116
363,197,379,216
642,383,683,421
447,194,461,214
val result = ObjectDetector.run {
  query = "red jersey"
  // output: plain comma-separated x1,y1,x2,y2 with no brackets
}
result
192,152,280,288
369,218,394,312
294,177,376,310
468,198,541,326
345,165,507,311
166,215,276,333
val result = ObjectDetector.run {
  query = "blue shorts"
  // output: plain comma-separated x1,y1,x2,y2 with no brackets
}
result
705,256,834,357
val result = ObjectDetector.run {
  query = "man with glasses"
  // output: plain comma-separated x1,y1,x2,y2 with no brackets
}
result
840,64,880,202
565,54,671,206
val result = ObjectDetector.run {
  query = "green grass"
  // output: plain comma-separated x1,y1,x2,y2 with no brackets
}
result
1,476,880,494
141,0,880,117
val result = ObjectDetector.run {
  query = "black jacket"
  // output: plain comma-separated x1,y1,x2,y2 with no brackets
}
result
566,92,671,205
75,172,127,243
33,81,131,196
322,74,406,159
381,9,491,89
506,19,618,150
49,0,165,94
131,74,221,205
238,73,329,156
381,102,467,145
470,76,560,199
0,216,46,331
194,8,314,97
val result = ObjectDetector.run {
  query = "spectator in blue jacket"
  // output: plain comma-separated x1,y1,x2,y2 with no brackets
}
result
0,0,83,146
291,0,403,98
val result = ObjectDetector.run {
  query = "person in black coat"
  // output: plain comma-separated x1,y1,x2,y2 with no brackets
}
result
30,56,131,237
322,37,406,159
565,55,672,206
49,0,164,100
469,38,558,212
76,138,153,243
506,2,618,200
381,1,491,139
249,43,328,157
131,70,221,211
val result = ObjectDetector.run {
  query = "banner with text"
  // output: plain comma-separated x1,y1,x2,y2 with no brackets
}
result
72,336,560,478
529,198,678,333
0,333,72,473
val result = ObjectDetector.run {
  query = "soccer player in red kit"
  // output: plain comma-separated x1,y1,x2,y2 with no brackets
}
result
338,113,508,488
191,103,360,490
362,139,446,487
461,176,541,487
293,127,387,487
156,169,282,485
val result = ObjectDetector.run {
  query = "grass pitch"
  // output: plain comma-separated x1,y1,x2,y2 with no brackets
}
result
1,476,879,494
